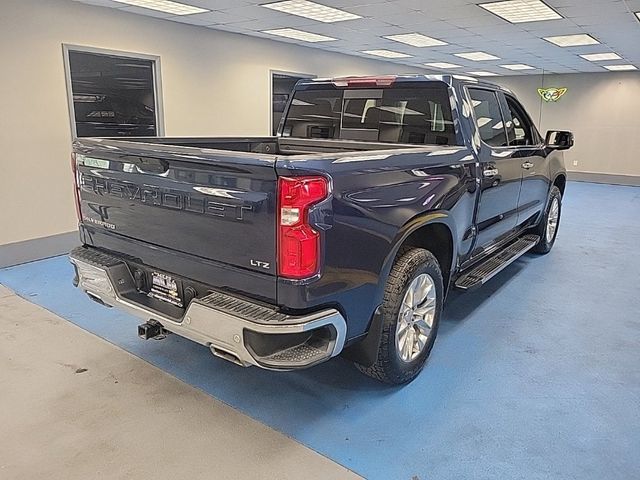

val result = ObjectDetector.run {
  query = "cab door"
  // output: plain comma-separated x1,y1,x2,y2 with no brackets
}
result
500,93,550,229
467,87,522,252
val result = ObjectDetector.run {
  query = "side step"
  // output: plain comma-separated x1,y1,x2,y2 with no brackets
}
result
454,234,540,291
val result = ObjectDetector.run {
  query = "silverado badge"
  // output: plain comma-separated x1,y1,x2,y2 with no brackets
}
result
538,87,568,102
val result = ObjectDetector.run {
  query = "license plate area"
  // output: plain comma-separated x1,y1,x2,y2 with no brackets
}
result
148,271,184,308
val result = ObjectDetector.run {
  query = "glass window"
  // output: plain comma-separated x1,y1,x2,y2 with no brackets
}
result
504,96,535,146
282,90,343,139
468,88,507,147
282,85,457,146
67,49,159,137
272,73,313,135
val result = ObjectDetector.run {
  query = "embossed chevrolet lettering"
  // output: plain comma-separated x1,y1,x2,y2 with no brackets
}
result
79,173,252,220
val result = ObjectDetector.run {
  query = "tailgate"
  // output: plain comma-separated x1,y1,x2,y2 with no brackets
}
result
74,139,277,279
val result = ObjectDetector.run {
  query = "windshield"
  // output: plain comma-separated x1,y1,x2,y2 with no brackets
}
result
281,85,457,146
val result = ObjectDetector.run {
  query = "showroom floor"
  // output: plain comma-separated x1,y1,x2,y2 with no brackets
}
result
1,181,639,480
0,286,358,480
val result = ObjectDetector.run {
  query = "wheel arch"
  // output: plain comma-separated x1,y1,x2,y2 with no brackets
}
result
553,172,567,196
396,221,456,291
343,213,456,368
374,212,458,304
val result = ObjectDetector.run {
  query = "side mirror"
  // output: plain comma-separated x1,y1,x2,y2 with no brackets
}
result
545,130,574,151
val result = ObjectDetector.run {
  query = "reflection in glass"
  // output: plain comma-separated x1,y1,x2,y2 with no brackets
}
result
68,50,157,137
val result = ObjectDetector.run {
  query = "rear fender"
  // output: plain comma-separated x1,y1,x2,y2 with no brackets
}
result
344,213,457,367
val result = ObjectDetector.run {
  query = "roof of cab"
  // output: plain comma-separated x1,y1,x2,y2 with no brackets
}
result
295,74,512,94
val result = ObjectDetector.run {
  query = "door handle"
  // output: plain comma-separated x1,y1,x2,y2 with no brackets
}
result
483,167,499,177
522,161,534,170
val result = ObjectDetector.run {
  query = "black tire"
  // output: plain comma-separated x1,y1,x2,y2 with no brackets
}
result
532,186,562,254
355,248,443,385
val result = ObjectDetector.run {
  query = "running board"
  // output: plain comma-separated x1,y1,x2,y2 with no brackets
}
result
454,234,540,291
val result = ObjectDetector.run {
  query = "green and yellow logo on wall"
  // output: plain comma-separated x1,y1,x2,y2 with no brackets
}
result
538,87,568,102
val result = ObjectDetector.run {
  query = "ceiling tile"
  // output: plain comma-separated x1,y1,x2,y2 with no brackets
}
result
71,0,640,74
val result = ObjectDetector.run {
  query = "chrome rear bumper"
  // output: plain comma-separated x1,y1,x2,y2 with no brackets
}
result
69,247,346,370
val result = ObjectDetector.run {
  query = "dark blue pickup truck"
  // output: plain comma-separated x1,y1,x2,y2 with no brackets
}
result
69,74,573,384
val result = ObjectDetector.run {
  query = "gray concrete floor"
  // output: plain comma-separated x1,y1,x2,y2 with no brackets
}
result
0,285,359,480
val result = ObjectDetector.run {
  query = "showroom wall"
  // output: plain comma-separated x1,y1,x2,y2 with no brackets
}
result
0,0,423,251
496,72,640,180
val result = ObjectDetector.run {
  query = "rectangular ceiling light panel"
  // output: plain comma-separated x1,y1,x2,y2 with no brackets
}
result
424,62,462,69
362,50,413,58
479,0,561,23
261,0,361,23
455,51,500,61
385,33,447,47
544,34,599,46
262,28,336,42
580,53,622,61
467,71,499,76
500,64,535,70
603,65,637,71
112,0,208,15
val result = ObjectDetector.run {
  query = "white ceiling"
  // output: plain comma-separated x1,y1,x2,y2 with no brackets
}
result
74,0,640,75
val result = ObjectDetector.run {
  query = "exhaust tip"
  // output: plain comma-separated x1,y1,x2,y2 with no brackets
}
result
86,292,111,308
209,345,245,367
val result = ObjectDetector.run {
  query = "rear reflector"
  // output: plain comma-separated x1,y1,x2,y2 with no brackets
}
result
278,176,329,280
332,75,397,88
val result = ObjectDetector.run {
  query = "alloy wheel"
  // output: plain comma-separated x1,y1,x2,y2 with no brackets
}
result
546,197,560,243
395,273,437,363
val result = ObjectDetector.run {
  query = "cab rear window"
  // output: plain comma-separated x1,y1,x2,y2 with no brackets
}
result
282,85,457,146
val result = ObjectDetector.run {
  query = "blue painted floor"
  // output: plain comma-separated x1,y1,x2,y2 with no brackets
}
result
1,182,639,480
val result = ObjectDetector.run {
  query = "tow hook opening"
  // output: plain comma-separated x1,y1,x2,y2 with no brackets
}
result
138,320,167,340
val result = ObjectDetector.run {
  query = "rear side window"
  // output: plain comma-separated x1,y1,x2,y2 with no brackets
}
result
282,85,457,146
468,88,507,147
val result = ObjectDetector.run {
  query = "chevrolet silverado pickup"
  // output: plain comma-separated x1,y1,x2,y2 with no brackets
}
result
69,74,573,384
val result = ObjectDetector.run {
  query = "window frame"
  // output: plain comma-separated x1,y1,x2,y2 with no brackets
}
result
62,44,165,139
465,86,510,149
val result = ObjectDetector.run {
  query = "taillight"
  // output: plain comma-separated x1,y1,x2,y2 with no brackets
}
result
71,153,82,221
278,176,329,279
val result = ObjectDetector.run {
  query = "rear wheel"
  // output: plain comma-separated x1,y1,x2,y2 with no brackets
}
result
532,186,562,254
355,248,443,385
